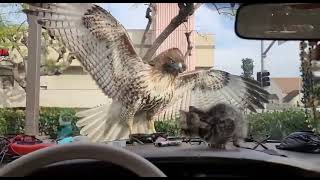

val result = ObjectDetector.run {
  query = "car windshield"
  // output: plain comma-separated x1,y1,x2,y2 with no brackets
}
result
0,3,319,166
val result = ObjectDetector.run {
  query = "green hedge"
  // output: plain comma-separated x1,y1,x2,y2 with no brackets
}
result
0,108,312,140
155,109,311,140
0,108,25,135
0,107,80,138
154,120,181,136
39,107,80,139
247,109,310,140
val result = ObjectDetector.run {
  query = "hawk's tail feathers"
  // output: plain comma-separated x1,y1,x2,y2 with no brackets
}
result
76,102,130,142
76,102,153,142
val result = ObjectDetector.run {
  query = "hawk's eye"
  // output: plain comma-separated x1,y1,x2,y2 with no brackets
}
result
182,64,187,70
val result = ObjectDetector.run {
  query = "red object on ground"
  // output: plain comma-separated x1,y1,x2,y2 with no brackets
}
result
6,135,56,156
0,49,9,56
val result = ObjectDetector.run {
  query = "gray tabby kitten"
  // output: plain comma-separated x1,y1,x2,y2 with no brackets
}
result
180,103,248,149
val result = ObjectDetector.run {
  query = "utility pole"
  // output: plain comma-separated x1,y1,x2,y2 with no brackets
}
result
261,40,264,87
260,40,278,86
260,40,277,111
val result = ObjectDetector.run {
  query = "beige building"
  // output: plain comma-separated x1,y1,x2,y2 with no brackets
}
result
194,34,215,70
266,77,303,110
127,29,215,69
1,30,215,108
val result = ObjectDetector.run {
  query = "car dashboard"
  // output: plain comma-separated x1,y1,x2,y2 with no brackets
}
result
29,144,320,177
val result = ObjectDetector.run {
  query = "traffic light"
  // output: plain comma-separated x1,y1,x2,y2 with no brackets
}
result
257,71,270,87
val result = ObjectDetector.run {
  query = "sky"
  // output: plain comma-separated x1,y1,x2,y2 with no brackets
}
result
2,3,301,78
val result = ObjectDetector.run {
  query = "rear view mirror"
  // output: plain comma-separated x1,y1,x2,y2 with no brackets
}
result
236,3,320,40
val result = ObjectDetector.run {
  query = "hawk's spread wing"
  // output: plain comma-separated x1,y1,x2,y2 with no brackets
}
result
154,69,269,121
24,3,150,102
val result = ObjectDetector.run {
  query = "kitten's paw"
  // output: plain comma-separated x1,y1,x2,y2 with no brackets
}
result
208,143,226,149
233,142,240,148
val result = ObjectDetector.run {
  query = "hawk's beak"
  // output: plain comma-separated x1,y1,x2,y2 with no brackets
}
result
178,63,184,73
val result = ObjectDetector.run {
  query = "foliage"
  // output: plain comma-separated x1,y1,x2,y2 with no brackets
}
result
39,107,80,139
299,41,320,133
247,109,310,140
155,120,181,136
0,108,24,135
241,58,254,79
0,3,26,46
305,109,320,134
0,3,74,88
155,109,310,140
0,107,80,138
42,58,63,75
0,25,27,48
0,108,312,140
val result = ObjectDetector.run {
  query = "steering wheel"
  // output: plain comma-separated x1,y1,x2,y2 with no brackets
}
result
0,143,166,177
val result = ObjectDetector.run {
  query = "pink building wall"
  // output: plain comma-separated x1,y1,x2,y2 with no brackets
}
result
151,3,196,71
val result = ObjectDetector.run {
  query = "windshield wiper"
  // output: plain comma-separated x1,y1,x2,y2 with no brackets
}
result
242,135,287,157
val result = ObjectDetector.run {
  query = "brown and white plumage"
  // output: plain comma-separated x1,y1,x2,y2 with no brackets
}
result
24,3,269,142
154,69,269,121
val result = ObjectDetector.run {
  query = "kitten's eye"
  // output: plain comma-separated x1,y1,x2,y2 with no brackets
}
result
170,59,175,64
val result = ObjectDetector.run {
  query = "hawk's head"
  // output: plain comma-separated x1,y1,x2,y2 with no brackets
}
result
152,48,187,76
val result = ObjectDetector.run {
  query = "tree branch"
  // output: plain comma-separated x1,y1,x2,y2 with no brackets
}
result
184,31,193,60
143,3,199,63
16,19,27,33
40,67,62,76
55,47,67,63
12,63,26,90
0,10,23,15
210,3,238,16
139,3,155,56
194,3,203,10
20,32,27,46
1,30,76,91
3,57,26,90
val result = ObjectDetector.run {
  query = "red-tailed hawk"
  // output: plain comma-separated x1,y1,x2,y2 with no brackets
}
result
24,3,269,142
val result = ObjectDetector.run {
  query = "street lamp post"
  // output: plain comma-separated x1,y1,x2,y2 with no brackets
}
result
260,40,283,111
260,40,284,77
261,40,264,87
260,40,276,84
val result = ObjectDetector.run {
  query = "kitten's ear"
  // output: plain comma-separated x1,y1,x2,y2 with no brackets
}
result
189,106,207,119
207,103,227,115
189,106,204,114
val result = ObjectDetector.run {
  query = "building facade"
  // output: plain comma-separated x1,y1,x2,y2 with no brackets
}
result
266,77,303,110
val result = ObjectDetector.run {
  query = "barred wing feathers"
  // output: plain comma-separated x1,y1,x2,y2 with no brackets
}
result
154,69,269,121
24,3,150,103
